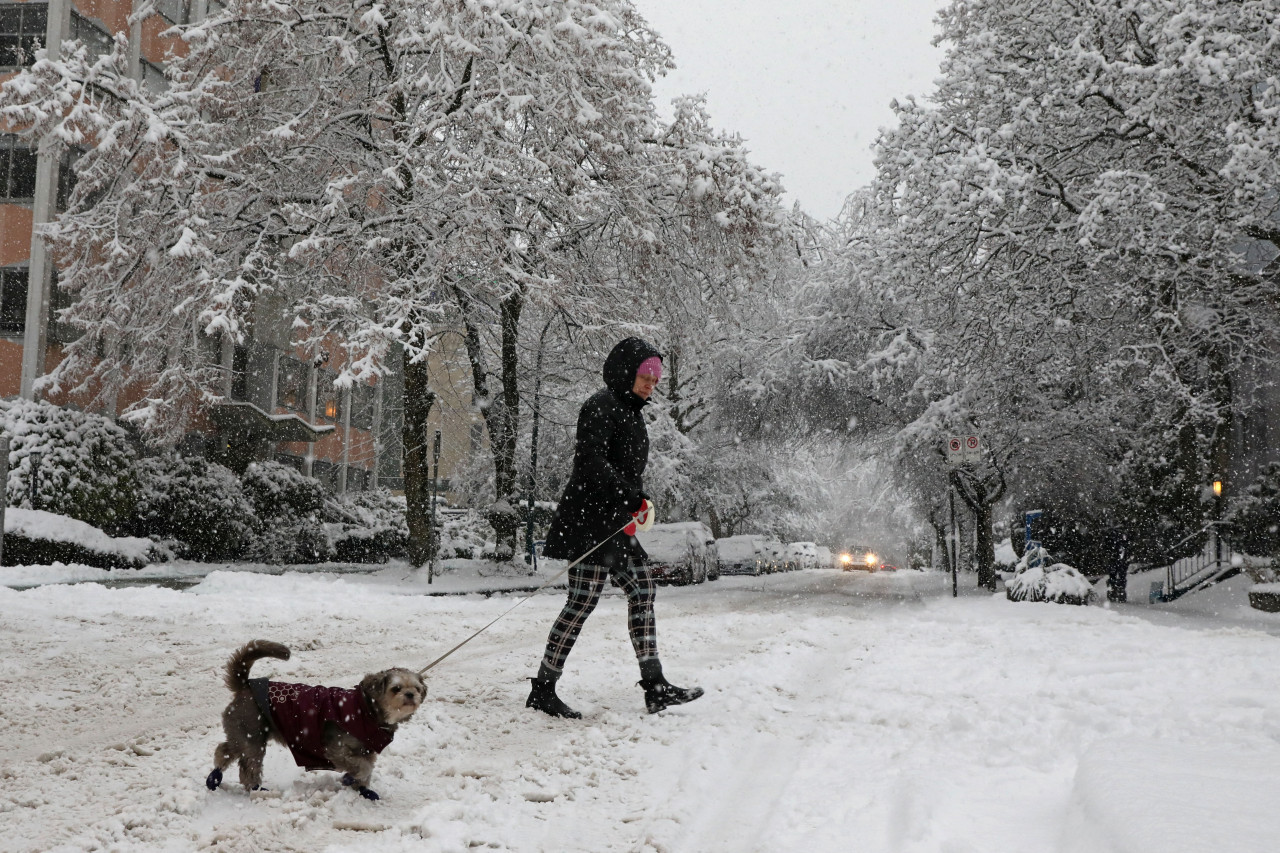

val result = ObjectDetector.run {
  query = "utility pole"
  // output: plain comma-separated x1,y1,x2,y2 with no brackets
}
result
19,0,71,399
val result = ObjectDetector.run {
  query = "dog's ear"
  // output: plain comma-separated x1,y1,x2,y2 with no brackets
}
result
360,671,390,700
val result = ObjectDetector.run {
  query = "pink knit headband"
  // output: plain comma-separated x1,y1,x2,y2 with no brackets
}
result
636,356,663,381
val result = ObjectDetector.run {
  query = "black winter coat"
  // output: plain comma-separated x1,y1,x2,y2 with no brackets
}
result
542,338,662,568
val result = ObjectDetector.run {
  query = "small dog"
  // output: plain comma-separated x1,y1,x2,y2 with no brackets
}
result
205,640,425,800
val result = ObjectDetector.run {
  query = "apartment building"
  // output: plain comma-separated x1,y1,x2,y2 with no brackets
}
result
0,0,482,496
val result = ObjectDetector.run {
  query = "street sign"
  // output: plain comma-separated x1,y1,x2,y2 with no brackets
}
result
945,434,983,465
945,436,964,465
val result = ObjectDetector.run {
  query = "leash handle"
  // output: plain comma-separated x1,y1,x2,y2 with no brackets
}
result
417,520,632,676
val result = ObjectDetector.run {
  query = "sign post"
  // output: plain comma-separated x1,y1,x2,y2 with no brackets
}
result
428,430,441,585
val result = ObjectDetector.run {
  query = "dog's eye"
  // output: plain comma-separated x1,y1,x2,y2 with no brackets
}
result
391,685,401,694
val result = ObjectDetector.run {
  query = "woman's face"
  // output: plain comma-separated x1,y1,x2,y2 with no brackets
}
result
632,373,658,400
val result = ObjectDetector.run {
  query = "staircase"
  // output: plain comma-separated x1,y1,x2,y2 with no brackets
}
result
1152,525,1241,602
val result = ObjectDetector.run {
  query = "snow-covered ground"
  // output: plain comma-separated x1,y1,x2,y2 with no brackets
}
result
2,564,1279,852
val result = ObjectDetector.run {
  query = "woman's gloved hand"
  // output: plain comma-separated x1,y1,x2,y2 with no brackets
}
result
624,498,656,536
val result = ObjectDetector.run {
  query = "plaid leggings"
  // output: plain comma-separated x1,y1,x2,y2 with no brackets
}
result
540,561,657,674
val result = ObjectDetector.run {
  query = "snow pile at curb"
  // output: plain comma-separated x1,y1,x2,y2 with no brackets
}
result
1060,739,1280,853
3,507,153,563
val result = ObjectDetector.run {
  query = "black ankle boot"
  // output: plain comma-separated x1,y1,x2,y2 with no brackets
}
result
639,676,704,714
525,678,582,719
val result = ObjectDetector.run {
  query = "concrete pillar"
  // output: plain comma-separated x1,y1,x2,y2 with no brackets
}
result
19,0,71,400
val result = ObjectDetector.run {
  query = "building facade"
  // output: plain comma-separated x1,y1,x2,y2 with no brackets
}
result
0,0,483,497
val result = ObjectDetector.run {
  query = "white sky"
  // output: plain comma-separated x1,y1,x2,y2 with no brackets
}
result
637,0,947,221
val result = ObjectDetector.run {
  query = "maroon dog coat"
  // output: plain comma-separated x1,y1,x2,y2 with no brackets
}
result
248,678,393,770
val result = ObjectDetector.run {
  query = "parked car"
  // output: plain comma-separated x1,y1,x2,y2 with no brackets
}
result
717,534,772,575
786,541,819,570
636,521,717,585
815,545,835,569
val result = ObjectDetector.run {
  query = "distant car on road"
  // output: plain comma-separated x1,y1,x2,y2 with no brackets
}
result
637,521,717,585
840,550,881,572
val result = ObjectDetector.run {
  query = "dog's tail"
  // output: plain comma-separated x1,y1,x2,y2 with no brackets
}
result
223,640,291,692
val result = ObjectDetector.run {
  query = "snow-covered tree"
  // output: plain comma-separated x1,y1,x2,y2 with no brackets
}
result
804,0,1280,595
0,0,785,561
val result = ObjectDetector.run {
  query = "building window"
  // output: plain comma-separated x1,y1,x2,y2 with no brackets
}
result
153,0,191,25
141,59,168,94
0,3,47,69
0,134,38,202
273,453,305,473
0,266,28,335
316,367,342,422
350,383,375,430
346,466,368,492
276,355,310,413
68,11,114,62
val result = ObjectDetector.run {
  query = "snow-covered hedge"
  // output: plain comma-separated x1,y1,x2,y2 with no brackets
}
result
3,508,152,569
131,455,254,561
1226,462,1280,559
323,489,407,563
1,399,138,533
241,462,331,564
1006,547,1094,605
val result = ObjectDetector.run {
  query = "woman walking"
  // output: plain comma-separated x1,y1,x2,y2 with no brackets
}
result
526,337,703,718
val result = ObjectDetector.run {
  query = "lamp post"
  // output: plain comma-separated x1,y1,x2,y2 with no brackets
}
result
1212,478,1224,565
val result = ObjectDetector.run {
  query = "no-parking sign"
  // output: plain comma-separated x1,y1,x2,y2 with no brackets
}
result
945,434,983,465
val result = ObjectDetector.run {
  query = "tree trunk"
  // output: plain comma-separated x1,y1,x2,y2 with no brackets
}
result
951,468,1004,590
401,352,436,567
486,291,523,559
456,286,523,561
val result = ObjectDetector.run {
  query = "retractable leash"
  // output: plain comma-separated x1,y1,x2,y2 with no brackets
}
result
417,502,655,677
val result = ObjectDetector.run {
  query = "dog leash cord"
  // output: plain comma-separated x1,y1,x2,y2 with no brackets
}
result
417,520,631,676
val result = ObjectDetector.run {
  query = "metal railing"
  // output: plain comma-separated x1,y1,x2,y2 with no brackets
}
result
1155,524,1241,602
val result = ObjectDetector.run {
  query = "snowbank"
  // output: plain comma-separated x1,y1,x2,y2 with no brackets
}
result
3,507,153,564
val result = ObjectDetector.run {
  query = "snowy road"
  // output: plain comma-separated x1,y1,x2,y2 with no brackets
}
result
2,568,1279,852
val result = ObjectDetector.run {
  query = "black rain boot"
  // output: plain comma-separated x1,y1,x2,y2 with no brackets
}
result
525,678,582,719
638,660,703,714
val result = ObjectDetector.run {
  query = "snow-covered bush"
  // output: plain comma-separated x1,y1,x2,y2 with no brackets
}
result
132,455,254,561
322,489,407,563
0,398,138,534
441,508,490,560
3,508,151,569
1006,547,1094,605
1225,462,1280,560
241,462,331,564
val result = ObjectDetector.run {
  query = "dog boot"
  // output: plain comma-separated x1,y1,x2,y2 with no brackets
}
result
205,768,223,791
342,773,380,800
525,677,582,719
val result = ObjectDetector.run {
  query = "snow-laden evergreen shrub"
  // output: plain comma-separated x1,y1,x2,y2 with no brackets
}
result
1225,462,1280,559
1006,546,1094,605
322,489,407,563
240,461,331,564
441,508,491,559
0,398,138,533
132,455,254,560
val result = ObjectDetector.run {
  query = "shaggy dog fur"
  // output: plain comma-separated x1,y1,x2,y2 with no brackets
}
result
205,640,425,800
